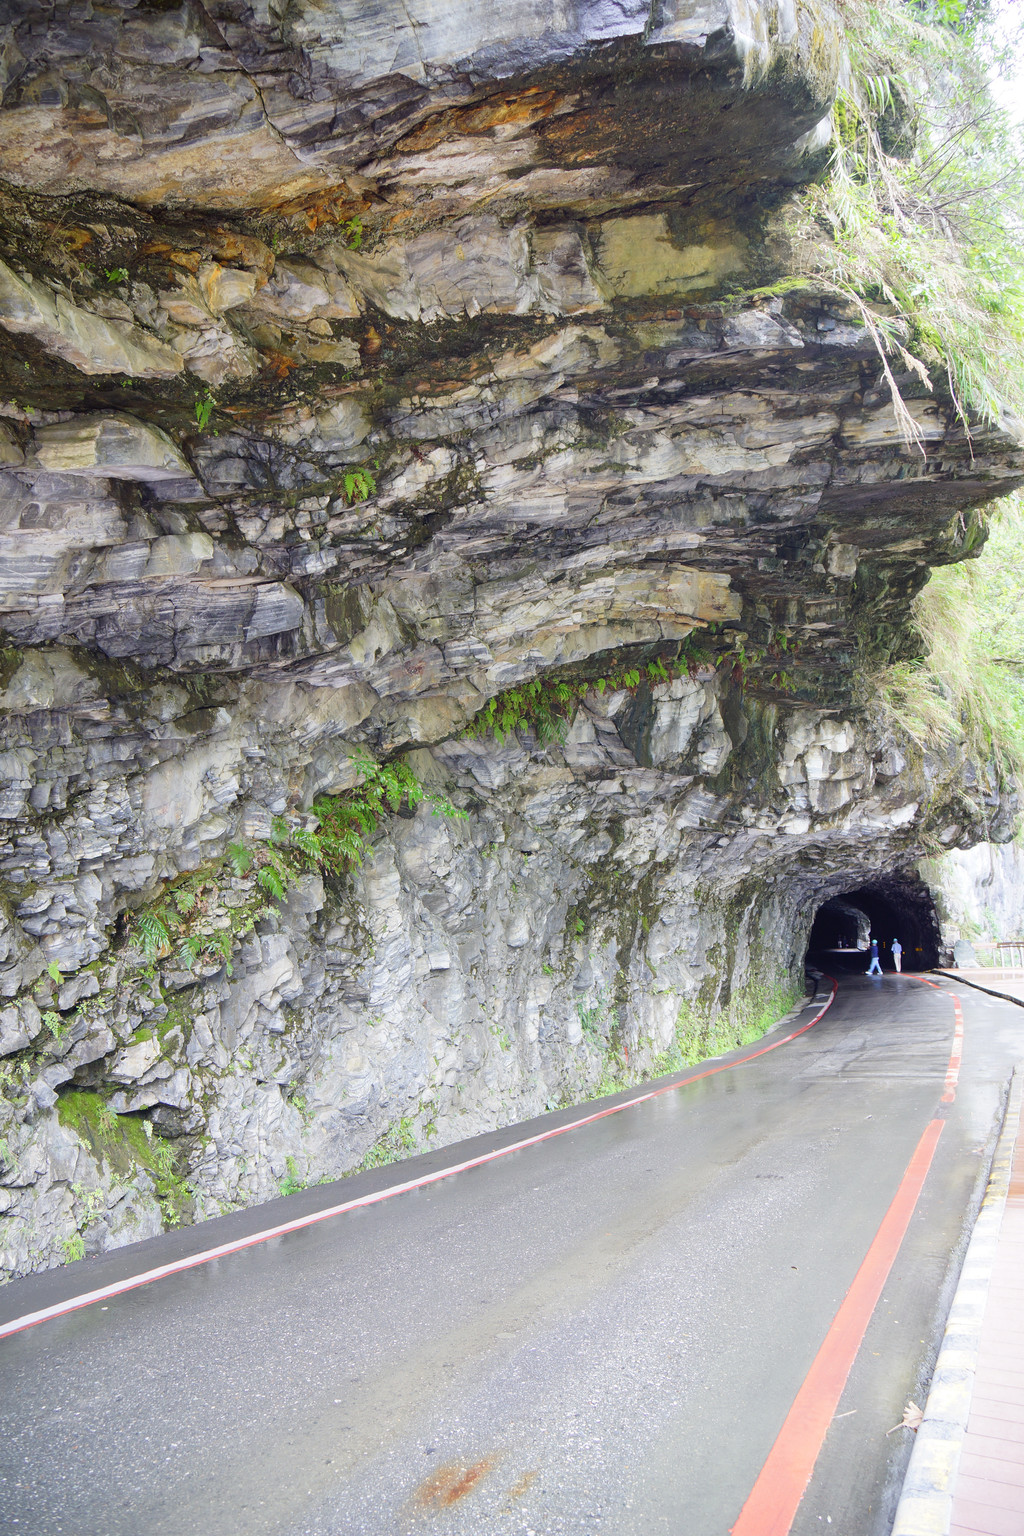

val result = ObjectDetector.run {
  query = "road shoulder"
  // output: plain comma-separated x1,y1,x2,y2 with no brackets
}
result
891,1064,1024,1536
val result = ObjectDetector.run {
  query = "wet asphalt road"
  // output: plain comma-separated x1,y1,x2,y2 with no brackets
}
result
0,974,1022,1536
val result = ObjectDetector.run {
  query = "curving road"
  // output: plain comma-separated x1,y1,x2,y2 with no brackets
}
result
1,974,1022,1536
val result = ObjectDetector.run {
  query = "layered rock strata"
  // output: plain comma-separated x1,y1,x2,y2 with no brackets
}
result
0,0,1021,1278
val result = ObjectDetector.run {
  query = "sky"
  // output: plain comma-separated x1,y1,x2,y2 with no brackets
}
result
990,0,1024,122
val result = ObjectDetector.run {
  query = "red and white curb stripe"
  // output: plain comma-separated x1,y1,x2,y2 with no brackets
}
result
0,982,837,1343
891,1063,1024,1536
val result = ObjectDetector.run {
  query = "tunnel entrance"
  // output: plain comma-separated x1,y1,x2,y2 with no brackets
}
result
807,873,942,971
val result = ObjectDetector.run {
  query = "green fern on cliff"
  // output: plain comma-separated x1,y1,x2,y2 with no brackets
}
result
464,643,716,743
126,751,466,978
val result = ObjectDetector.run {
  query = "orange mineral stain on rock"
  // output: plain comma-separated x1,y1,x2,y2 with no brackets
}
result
414,1455,500,1509
507,1468,539,1502
394,88,564,155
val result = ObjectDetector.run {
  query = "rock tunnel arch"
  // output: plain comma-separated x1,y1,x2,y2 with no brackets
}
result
806,873,943,971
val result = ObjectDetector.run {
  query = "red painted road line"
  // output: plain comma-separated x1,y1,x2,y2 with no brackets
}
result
730,1117,945,1536
0,982,837,1343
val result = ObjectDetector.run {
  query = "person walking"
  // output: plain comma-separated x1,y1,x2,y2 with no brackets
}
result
867,937,883,976
891,938,903,973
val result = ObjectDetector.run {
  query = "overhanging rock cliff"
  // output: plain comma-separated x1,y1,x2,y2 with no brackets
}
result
0,1,1021,1277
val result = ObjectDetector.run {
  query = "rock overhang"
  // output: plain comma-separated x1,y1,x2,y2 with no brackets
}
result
0,1,842,213
0,0,1022,1277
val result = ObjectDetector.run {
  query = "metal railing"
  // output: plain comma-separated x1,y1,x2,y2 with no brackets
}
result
955,939,1024,973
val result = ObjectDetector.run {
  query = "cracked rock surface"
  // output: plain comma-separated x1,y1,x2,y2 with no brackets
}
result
0,0,1021,1279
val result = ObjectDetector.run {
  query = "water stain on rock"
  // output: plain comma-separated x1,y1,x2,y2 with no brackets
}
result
414,1454,500,1509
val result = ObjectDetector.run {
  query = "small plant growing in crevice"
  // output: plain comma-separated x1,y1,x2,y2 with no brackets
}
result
56,1093,195,1230
488,1021,511,1051
342,466,376,504
194,391,214,431
42,1009,66,1041
358,1115,417,1171
464,645,713,744
458,624,810,744
728,629,801,694
279,1155,306,1197
125,751,466,979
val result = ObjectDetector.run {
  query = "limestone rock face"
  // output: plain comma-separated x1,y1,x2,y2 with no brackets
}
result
0,0,840,210
0,0,1021,1279
922,843,1024,954
28,414,190,481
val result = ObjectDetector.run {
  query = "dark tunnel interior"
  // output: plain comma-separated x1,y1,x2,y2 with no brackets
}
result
806,874,943,971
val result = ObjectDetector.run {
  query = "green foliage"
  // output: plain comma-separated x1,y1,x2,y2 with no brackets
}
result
463,628,800,743
95,1104,118,1135
289,1092,314,1128
279,1155,305,1197
577,990,612,1038
879,495,1024,780
176,933,204,970
42,1009,64,1039
55,1093,192,1230
727,630,799,693
300,751,467,876
122,752,464,982
651,978,804,1077
257,864,287,900
104,267,129,283
55,1101,197,1227
194,391,214,431
359,1115,418,1171
465,647,704,744
46,961,62,984
227,841,253,876
132,871,232,972
343,215,363,250
209,929,234,971
62,1234,85,1263
342,467,376,504
72,1182,106,1227
801,0,1024,436
135,909,172,959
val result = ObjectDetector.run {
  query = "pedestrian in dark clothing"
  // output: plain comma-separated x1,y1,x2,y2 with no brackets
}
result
867,937,883,976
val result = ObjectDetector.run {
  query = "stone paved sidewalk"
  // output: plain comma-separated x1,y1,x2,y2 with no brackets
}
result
949,1101,1024,1536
